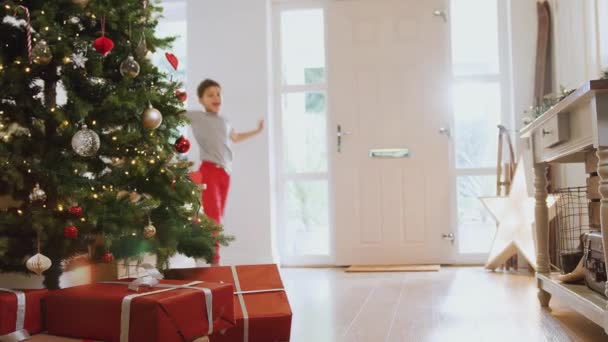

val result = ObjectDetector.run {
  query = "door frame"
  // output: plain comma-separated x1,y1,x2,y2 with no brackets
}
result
272,0,335,266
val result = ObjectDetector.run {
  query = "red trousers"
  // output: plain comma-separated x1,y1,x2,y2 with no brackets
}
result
192,161,230,264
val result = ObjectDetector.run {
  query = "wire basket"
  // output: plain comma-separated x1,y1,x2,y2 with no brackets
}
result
552,187,591,274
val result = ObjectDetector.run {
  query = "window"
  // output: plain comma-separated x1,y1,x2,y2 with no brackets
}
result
154,1,187,81
450,0,512,254
275,6,331,263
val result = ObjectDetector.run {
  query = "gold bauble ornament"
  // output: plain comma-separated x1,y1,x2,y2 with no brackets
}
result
32,40,53,65
71,0,90,7
26,253,52,275
143,222,156,238
142,105,163,130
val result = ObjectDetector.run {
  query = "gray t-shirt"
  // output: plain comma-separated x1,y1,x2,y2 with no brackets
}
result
188,111,233,172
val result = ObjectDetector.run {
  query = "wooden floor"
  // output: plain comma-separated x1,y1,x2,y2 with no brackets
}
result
280,266,608,342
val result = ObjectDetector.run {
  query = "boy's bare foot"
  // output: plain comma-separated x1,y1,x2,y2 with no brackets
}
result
557,259,585,283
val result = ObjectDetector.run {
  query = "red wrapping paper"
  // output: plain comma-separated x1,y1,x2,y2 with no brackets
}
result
165,264,292,342
0,288,47,336
45,279,235,342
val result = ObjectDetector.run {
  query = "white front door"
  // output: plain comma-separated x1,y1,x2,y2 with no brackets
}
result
329,0,454,265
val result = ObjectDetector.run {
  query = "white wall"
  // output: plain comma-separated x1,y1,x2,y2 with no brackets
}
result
548,0,607,187
185,0,276,265
508,0,541,195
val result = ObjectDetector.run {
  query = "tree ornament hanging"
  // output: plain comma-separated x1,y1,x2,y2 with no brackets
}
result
93,17,114,56
68,205,83,217
101,252,114,263
120,55,140,78
13,6,32,64
26,237,52,275
26,253,52,275
175,90,187,103
71,0,90,7
175,136,190,153
64,225,78,239
71,124,100,157
29,183,47,202
32,40,53,65
165,52,178,70
143,219,156,238
142,104,163,130
135,33,148,59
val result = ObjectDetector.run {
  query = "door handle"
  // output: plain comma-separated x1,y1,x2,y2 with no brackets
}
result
442,233,455,244
337,125,352,153
439,127,451,139
433,10,448,23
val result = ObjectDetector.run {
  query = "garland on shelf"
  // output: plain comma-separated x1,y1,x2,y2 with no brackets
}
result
522,85,575,125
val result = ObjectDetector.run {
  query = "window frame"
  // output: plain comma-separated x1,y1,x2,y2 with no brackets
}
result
272,1,334,266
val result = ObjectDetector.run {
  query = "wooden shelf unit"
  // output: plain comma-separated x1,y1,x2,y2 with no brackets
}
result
521,79,608,333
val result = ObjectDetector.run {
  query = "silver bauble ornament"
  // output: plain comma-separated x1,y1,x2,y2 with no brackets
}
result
143,223,156,238
120,55,140,78
29,183,47,202
26,253,52,275
142,105,163,130
71,124,100,157
32,40,53,65
71,0,90,7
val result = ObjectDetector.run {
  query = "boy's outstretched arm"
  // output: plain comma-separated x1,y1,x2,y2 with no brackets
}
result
230,119,264,143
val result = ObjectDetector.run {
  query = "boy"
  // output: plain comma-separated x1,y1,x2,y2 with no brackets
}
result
192,79,264,265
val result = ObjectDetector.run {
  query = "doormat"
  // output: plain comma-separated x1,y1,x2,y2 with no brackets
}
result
345,265,440,273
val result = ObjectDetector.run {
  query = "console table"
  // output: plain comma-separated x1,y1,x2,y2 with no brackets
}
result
520,79,608,332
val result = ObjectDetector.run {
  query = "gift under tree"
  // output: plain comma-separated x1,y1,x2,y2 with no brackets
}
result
0,0,231,290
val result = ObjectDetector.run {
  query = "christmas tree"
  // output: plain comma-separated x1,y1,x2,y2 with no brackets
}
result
0,0,230,289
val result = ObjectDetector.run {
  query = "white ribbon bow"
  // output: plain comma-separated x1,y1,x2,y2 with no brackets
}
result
126,263,164,291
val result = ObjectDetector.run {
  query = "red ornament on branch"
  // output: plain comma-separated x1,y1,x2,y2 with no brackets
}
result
101,252,114,263
93,17,114,56
175,90,187,103
165,52,178,70
64,225,78,239
175,136,190,153
68,205,83,218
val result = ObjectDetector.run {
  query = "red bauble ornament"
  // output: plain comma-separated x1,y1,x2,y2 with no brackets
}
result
175,90,187,103
68,206,83,217
175,136,190,153
93,36,114,56
101,252,114,263
165,52,179,70
64,225,78,239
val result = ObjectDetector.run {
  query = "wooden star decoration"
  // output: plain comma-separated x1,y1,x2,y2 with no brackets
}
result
480,163,538,270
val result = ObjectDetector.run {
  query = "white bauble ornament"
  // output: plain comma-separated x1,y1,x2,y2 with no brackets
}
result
26,253,52,275
71,125,100,157
29,183,47,202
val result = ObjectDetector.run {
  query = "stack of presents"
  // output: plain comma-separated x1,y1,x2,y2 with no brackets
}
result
0,264,292,342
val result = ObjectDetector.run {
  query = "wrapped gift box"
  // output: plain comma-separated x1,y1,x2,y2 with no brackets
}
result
45,279,235,342
30,334,210,342
0,288,47,337
165,264,292,342
29,335,97,342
